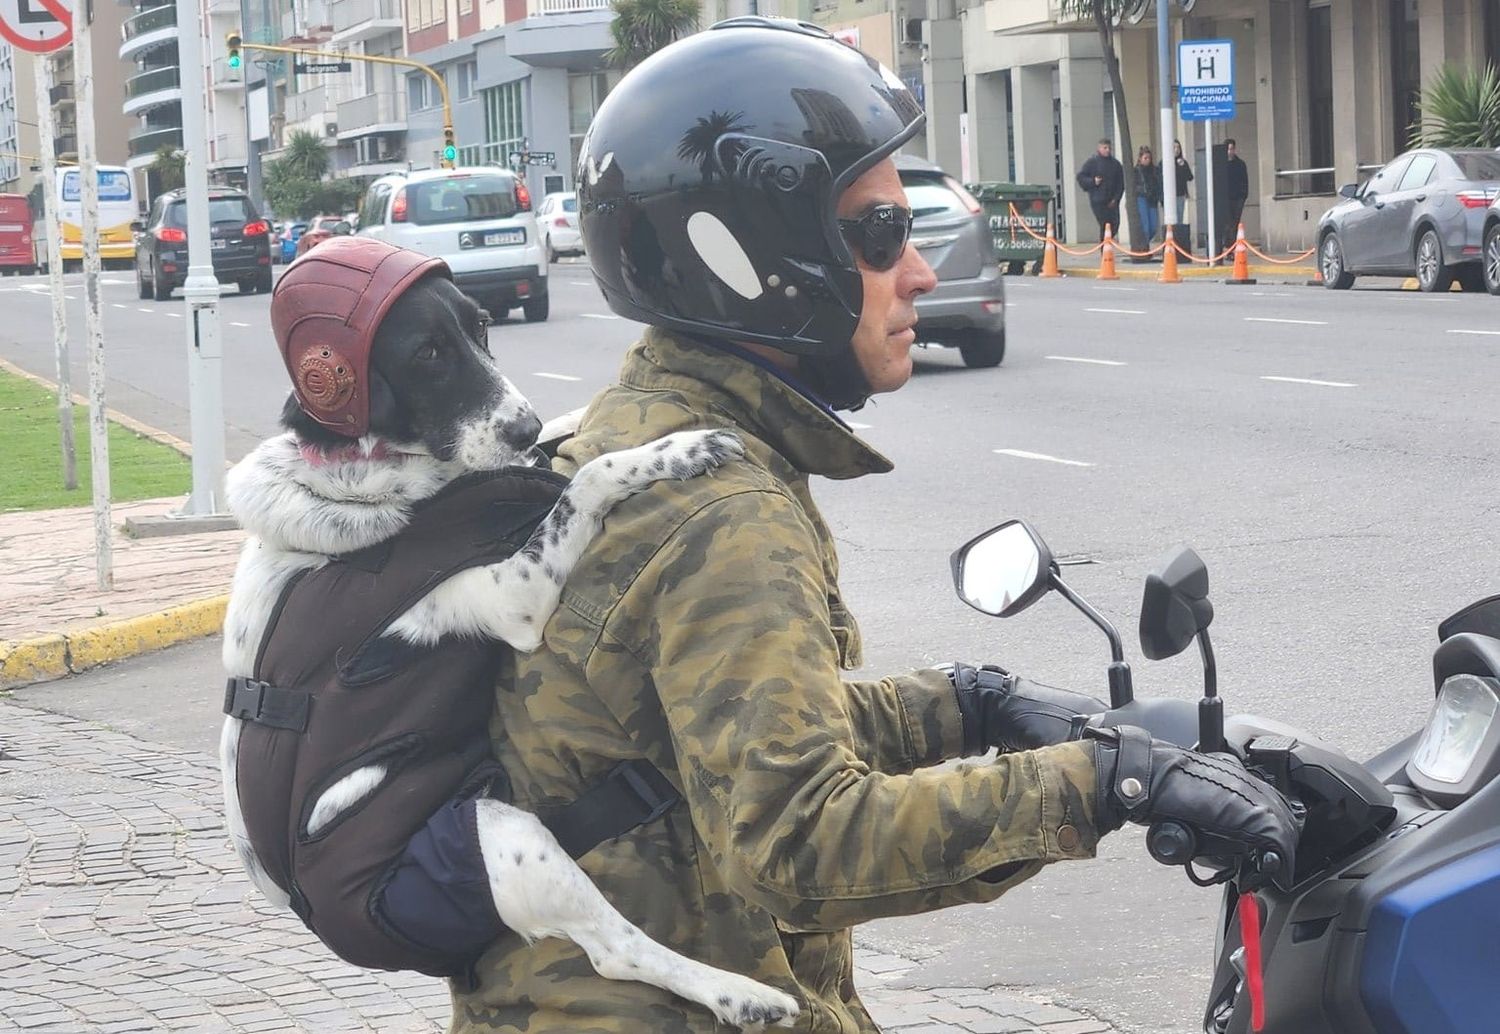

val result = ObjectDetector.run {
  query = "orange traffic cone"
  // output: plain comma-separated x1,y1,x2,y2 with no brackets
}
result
1306,248,1324,288
1227,222,1256,285
1040,224,1061,278
1159,225,1183,284
1098,225,1119,281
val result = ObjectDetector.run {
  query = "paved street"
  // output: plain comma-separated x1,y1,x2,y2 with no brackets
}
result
4,263,1500,1032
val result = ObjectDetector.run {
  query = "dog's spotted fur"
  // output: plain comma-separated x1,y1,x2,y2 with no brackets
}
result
220,275,796,1030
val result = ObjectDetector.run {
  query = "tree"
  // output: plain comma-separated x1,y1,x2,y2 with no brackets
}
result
1411,62,1500,149
1057,0,1143,250
606,0,700,70
261,130,362,220
150,145,185,194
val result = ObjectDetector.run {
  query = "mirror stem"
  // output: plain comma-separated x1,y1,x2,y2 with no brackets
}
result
1197,629,1225,754
1051,570,1135,707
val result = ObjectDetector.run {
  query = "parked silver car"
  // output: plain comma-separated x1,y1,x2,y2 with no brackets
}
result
895,155,1006,367
1317,148,1500,292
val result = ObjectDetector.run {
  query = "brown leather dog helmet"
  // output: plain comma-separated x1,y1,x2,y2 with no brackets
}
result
271,237,450,438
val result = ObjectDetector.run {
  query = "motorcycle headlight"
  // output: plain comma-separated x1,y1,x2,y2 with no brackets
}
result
1411,673,1500,784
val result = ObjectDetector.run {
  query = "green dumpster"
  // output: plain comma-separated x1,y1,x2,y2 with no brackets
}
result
966,183,1054,275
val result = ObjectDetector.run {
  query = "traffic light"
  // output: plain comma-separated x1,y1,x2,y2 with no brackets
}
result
226,32,243,70
442,126,457,166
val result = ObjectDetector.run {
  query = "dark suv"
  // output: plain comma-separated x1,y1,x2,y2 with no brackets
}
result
134,189,273,300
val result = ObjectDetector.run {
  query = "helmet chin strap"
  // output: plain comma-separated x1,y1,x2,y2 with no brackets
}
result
801,347,873,413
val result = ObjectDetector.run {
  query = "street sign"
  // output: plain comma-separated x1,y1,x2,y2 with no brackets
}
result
508,151,556,166
0,0,73,54
295,60,352,73
1178,38,1234,121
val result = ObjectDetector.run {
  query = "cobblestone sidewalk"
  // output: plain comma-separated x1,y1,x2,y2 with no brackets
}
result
0,702,1117,1034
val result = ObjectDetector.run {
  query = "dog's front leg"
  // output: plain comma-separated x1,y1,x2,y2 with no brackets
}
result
386,430,742,651
474,798,798,1031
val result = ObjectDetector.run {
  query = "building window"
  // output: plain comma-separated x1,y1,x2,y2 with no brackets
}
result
457,60,478,101
478,79,526,166
1306,2,1334,194
408,73,429,111
460,0,474,12
1389,0,1420,153
407,0,442,28
567,70,622,179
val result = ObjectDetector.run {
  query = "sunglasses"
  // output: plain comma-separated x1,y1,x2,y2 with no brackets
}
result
837,204,914,272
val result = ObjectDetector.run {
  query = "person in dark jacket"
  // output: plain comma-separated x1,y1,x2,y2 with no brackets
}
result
1076,138,1125,241
1172,138,1193,225
1133,145,1164,248
1223,137,1250,245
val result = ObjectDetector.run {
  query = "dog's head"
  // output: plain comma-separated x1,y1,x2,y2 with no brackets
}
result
278,254,541,469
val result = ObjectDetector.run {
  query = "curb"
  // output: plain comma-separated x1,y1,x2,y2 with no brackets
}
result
0,595,228,689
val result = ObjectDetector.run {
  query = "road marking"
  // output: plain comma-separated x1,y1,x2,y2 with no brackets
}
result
112,303,128,309
1447,329,1500,336
137,307,153,313
167,311,182,318
580,313,619,320
533,371,581,382
1085,307,1146,315
994,448,1094,467
1244,317,1327,325
100,278,131,285
1092,285,1138,292
847,421,872,430
1261,376,1357,388
569,280,594,286
1250,291,1293,297
230,321,251,328
1047,355,1126,366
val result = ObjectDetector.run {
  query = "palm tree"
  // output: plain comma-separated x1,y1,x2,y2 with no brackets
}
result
280,129,331,181
606,0,701,70
676,110,748,184
149,144,185,194
1057,0,1143,250
1411,63,1500,149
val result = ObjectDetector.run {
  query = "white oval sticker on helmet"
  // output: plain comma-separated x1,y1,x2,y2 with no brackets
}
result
686,211,764,301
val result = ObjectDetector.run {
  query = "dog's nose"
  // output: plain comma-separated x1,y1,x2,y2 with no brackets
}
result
522,411,543,443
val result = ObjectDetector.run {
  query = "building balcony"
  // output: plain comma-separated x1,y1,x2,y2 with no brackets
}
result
126,124,184,164
49,81,75,106
211,131,248,167
205,0,239,14
119,4,179,61
331,0,402,42
509,6,612,66
54,133,78,159
526,0,611,12
336,91,405,139
285,85,335,126
123,65,183,116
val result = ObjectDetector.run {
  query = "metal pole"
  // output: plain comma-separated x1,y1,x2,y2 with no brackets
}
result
178,0,228,515
33,57,75,490
1158,0,1176,234
74,0,112,589
1205,118,1217,261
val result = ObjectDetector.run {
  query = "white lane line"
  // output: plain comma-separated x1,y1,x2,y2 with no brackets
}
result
1092,285,1138,292
994,448,1094,467
533,371,581,382
1085,307,1146,315
112,303,128,309
1047,355,1126,366
847,421,873,430
137,307,153,313
167,311,182,318
581,312,620,320
1244,317,1327,325
1250,291,1293,297
230,321,251,328
1447,329,1500,337
569,280,594,286
1261,376,1357,388
100,278,131,285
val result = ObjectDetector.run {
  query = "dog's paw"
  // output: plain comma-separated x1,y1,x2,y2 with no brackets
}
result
703,975,800,1031
657,429,745,480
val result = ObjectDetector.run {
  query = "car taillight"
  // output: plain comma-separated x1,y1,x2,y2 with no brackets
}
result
945,176,984,215
244,220,270,236
515,181,531,212
155,227,187,243
1458,191,1494,209
391,188,408,222
553,217,568,228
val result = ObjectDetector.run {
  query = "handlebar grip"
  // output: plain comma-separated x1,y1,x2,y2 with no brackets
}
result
1147,820,1198,866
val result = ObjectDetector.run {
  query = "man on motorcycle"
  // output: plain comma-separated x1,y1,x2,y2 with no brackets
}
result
459,19,1298,1032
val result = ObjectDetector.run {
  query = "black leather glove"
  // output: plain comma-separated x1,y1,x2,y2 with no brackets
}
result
946,663,1110,756
1089,725,1300,890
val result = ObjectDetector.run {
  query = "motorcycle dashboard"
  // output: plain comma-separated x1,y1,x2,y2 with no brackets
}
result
1410,633,1500,808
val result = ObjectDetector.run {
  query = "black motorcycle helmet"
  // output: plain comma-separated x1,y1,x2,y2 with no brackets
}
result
576,16,925,410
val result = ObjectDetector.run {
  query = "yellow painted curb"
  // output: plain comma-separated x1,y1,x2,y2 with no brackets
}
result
0,595,228,689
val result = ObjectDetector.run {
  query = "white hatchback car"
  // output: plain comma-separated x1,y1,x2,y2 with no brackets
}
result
537,192,582,262
355,167,548,322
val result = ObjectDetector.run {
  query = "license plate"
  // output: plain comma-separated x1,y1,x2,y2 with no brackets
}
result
0,224,21,233
460,229,524,249
212,239,227,250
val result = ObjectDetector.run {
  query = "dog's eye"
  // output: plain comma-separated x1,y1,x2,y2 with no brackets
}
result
415,345,439,361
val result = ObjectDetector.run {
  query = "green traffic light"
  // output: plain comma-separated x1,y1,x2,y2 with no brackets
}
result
443,145,457,161
228,54,241,69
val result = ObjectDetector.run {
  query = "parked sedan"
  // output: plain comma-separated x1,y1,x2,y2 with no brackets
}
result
1483,195,1500,295
294,215,349,259
1318,148,1500,292
537,192,581,262
276,222,307,264
895,154,1005,367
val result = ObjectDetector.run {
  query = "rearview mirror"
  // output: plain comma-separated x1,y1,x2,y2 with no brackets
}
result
1338,183,1359,200
951,520,1054,618
331,221,352,235
1139,547,1214,660
130,219,144,233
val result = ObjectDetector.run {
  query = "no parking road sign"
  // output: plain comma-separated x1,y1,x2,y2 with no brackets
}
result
0,0,73,53
1178,39,1235,121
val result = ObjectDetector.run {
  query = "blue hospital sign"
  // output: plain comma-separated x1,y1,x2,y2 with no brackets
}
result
1178,39,1235,121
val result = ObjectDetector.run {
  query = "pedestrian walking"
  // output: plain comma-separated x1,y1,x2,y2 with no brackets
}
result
1223,137,1249,244
1076,139,1125,242
1134,145,1163,252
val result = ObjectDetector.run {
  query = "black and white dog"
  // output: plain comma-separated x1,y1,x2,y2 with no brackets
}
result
220,274,798,1030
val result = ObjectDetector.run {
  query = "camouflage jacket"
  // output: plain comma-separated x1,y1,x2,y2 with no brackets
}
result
455,329,1102,1033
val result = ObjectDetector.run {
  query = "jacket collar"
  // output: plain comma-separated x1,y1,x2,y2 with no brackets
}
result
619,329,894,480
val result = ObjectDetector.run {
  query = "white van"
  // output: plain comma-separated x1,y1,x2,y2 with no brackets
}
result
355,167,548,322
